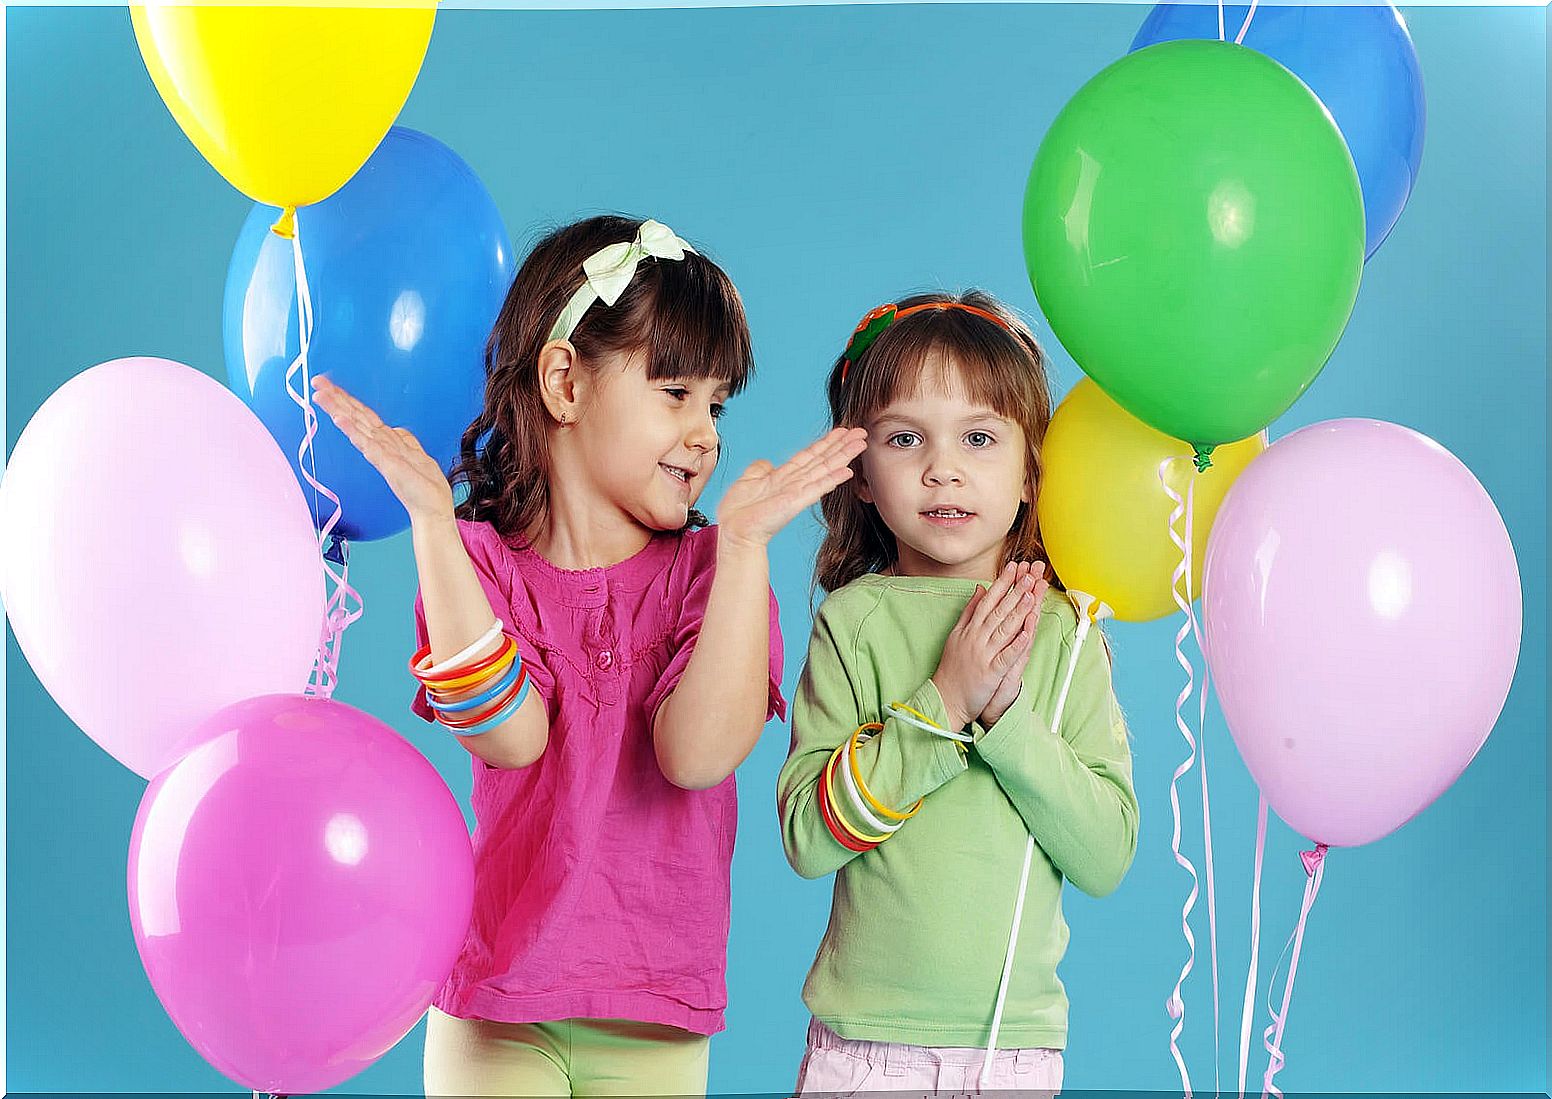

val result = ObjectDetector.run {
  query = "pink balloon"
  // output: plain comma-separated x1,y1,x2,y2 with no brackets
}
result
127,694,474,1095
0,357,324,777
1202,419,1522,847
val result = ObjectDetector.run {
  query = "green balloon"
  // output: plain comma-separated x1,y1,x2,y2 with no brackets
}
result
1023,40,1364,451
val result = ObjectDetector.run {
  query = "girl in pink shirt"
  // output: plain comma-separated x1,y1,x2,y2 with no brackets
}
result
314,215,865,1097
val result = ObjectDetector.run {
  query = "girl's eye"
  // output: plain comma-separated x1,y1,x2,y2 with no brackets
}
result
965,431,995,448
710,403,727,420
663,387,689,401
886,431,922,449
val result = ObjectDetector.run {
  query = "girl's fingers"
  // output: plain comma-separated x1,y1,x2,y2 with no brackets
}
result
773,427,866,486
983,566,1035,637
782,463,858,516
995,626,1032,672
968,563,1018,633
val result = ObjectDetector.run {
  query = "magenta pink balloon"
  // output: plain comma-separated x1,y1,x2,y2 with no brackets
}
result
0,357,324,777
127,694,474,1095
1202,419,1522,848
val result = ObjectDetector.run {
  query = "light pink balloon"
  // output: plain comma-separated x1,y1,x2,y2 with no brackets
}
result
128,694,475,1095
1202,419,1522,847
0,357,323,777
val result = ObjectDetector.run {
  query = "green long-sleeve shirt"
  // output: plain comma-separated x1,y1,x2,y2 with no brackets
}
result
776,573,1138,1050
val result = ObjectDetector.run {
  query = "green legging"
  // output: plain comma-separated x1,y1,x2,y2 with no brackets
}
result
423,1006,711,1098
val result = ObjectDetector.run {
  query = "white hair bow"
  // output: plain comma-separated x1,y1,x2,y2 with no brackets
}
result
547,220,697,342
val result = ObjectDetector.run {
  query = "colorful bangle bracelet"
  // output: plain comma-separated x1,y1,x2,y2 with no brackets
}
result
889,701,973,744
846,723,922,822
435,666,528,729
413,633,516,686
410,629,513,684
442,674,532,736
416,619,504,678
829,744,899,839
428,658,522,714
824,747,893,844
416,639,517,693
817,767,876,852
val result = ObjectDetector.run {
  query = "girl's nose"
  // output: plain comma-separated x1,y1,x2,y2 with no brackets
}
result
686,413,719,453
924,451,965,485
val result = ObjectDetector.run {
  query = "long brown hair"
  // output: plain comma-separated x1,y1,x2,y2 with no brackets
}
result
449,215,753,541
815,290,1057,594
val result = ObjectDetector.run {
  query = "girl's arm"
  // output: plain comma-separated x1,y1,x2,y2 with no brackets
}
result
652,429,866,790
313,377,548,770
413,516,550,770
776,598,969,880
972,626,1139,898
651,536,777,789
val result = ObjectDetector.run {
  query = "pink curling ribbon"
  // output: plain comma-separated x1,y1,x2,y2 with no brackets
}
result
1158,455,1222,1098
1260,844,1329,1099
283,214,364,700
1238,795,1269,1098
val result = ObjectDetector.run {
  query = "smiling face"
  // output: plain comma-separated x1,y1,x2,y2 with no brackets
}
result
568,351,730,533
855,353,1031,581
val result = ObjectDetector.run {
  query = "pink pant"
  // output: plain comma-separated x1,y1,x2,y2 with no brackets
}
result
794,1018,1064,1096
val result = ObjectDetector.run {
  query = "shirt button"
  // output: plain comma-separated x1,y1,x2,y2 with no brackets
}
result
596,650,613,670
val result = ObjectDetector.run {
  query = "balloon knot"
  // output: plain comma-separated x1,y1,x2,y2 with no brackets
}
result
270,207,297,240
323,532,350,567
1300,843,1329,877
1191,444,1214,473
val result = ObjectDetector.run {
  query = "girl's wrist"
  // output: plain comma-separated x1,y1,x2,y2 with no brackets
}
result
410,508,461,552
931,676,972,731
715,529,770,563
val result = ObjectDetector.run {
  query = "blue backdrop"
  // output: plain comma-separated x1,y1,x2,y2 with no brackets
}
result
5,3,1546,1095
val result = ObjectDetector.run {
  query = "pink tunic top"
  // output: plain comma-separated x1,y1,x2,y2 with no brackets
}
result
412,520,786,1035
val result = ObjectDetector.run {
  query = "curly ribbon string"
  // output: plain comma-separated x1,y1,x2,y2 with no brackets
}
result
283,214,364,700
1238,795,1269,1098
978,590,1109,1090
1235,2,1260,45
1159,455,1222,1098
1261,845,1328,1099
1181,466,1223,1096
1215,0,1260,45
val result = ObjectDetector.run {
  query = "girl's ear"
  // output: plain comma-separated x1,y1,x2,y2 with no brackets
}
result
853,467,875,505
537,340,583,425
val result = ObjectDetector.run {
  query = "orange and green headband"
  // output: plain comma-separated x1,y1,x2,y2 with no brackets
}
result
839,301,1015,383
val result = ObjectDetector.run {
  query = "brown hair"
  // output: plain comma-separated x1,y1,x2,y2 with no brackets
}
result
449,215,753,541
815,290,1057,594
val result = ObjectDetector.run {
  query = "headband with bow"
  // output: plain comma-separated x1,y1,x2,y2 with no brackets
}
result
547,220,697,342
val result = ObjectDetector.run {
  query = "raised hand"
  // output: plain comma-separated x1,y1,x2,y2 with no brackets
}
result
931,561,1043,731
716,427,869,551
311,376,455,523
978,562,1049,727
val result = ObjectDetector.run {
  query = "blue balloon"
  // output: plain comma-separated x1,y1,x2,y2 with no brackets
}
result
224,127,514,541
1131,4,1425,260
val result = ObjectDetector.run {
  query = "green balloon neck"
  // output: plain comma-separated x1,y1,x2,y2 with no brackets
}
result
1192,444,1215,473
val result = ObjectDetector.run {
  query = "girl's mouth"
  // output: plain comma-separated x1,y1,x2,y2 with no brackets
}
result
921,507,974,528
660,463,694,490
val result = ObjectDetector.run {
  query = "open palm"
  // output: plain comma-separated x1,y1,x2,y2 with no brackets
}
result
717,427,868,550
311,376,455,522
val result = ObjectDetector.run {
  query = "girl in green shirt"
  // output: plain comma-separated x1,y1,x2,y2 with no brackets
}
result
778,291,1139,1095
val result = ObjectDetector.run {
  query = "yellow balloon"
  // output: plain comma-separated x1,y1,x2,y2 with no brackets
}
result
1038,379,1266,622
131,2,436,228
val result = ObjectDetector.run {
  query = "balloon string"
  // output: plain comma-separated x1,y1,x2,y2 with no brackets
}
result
283,216,364,700
1261,846,1328,1098
1159,456,1199,1098
978,620,1095,1089
1182,472,1223,1097
1235,1,1260,44
1237,795,1269,1097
